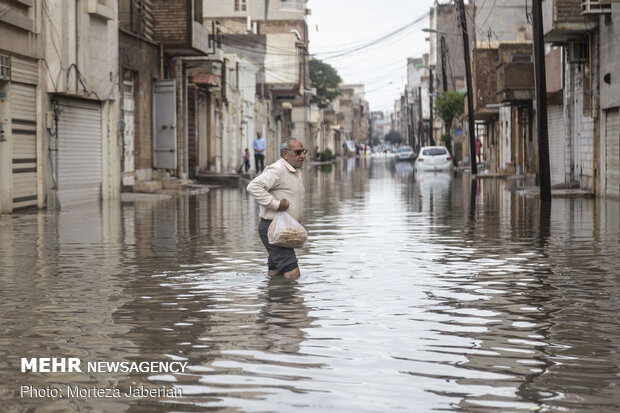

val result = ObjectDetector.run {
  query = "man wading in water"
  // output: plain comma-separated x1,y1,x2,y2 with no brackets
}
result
247,138,307,279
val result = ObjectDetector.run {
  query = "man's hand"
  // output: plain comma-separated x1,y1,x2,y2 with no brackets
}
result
278,199,289,211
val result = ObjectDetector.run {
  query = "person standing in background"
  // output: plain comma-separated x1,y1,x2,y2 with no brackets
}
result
475,136,482,165
253,132,266,173
243,148,251,173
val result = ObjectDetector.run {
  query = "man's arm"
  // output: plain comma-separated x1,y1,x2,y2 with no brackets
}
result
246,169,280,211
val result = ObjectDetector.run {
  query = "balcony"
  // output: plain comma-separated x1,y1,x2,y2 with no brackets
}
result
582,0,612,14
473,48,500,120
542,0,597,43
152,0,210,56
496,61,535,103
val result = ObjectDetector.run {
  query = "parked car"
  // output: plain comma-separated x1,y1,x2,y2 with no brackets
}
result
395,146,415,161
414,146,453,172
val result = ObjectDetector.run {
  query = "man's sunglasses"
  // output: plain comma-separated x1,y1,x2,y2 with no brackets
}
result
289,149,308,155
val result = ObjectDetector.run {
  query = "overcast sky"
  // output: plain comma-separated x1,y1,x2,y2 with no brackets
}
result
307,0,437,113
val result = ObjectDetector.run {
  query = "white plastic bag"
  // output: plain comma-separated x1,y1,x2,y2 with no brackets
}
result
268,211,307,248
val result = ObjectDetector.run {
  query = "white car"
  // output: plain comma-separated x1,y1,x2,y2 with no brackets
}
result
395,146,415,161
414,146,453,172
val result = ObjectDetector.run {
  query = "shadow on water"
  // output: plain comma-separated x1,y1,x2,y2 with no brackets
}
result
1,156,620,411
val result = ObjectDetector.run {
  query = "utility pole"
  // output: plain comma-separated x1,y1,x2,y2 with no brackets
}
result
456,0,477,175
418,86,423,150
440,36,448,92
429,66,436,146
532,0,552,202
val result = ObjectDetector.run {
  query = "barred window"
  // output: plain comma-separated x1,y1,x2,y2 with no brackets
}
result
234,0,247,11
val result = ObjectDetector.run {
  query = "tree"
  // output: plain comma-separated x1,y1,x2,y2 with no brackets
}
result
434,91,464,133
384,129,402,146
309,58,342,109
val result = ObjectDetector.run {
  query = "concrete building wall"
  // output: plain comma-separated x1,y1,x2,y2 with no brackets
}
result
0,0,43,213
43,0,120,206
203,0,308,21
599,5,620,110
434,4,474,93
264,33,297,84
475,0,532,48
545,46,563,93
119,31,160,176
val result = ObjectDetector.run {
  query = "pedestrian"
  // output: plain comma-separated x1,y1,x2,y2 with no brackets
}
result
246,138,307,279
253,131,266,173
475,136,482,164
343,142,347,156
243,148,250,173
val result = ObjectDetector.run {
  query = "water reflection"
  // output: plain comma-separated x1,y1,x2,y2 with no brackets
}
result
1,157,620,411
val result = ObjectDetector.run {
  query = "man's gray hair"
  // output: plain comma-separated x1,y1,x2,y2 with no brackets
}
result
280,138,298,156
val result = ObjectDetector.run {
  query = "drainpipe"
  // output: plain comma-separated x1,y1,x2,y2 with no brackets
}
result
52,99,61,209
174,57,186,178
160,43,164,79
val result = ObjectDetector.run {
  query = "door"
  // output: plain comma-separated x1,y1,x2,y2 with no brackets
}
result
10,83,37,210
153,80,176,170
198,92,208,172
187,88,197,178
57,99,102,207
572,70,582,182
606,108,620,198
122,70,135,186
548,105,565,185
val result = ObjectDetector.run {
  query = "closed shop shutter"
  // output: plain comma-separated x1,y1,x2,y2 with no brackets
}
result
606,108,620,198
10,56,38,85
57,99,102,207
547,105,565,186
10,82,38,209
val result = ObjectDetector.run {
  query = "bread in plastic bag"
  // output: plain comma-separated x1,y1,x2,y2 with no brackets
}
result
268,211,307,248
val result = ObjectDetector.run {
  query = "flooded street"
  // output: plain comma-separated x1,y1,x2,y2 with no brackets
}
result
2,156,620,412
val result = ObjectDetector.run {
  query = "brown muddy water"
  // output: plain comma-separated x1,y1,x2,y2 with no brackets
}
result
1,156,620,412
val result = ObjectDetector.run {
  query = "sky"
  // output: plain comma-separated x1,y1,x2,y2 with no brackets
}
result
307,0,437,113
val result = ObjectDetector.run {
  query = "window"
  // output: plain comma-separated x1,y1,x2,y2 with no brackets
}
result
234,0,246,11
194,0,203,23
280,0,303,11
423,148,447,156
567,39,588,63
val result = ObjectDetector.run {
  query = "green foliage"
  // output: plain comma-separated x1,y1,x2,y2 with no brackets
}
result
440,133,452,154
320,148,334,162
309,58,342,109
384,129,402,145
434,91,465,133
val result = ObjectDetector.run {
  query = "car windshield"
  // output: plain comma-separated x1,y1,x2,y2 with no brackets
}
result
398,147,413,153
422,148,447,156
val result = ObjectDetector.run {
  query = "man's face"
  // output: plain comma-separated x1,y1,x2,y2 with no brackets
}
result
282,140,306,169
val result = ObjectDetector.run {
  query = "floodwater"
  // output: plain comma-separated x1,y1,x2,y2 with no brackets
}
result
1,156,620,412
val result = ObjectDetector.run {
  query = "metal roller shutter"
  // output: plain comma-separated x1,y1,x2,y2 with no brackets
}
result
57,99,102,207
10,56,38,85
547,105,565,186
606,108,620,198
10,83,37,209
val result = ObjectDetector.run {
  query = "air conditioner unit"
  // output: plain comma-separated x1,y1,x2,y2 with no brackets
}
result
0,54,10,81
567,39,588,63
582,0,612,14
